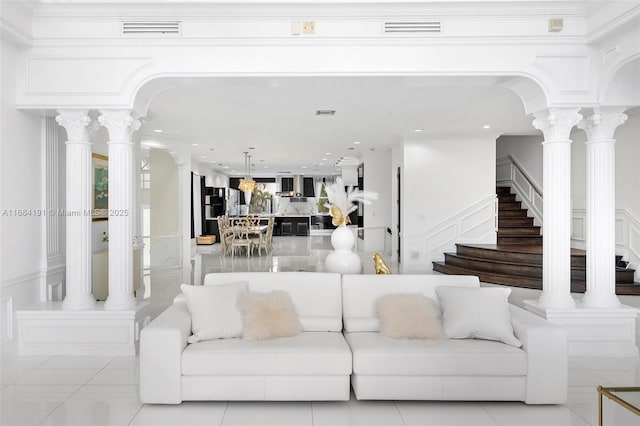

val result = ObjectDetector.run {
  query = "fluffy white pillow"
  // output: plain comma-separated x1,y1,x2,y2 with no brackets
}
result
376,294,442,340
435,286,522,347
239,290,302,340
180,281,248,343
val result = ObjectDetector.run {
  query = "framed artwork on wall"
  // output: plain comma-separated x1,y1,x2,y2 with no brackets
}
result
92,153,108,221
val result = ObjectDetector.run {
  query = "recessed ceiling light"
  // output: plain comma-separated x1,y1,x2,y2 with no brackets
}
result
200,156,206,158
302,166,307,169
319,163,324,166
223,166,229,169
413,129,424,133
153,129,163,133
483,125,491,129
353,141,361,145
264,166,269,169
322,158,327,161
210,160,216,163
192,143,198,146
325,152,332,155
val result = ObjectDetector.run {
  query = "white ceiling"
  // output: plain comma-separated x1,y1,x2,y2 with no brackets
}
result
142,76,538,176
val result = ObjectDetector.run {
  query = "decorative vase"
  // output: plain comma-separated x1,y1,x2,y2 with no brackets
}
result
244,191,252,212
324,225,362,273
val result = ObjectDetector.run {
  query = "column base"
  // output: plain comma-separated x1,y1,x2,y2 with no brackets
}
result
524,299,639,357
17,301,151,356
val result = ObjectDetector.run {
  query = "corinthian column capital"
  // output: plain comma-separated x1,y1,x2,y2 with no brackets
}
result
578,107,628,142
55,110,97,142
532,107,582,141
98,110,141,143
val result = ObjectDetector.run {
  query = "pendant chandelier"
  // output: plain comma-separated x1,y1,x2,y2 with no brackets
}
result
238,151,256,193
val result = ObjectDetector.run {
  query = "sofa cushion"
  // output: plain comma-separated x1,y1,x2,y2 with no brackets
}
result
240,290,302,340
436,286,522,347
376,294,442,340
345,332,527,376
180,281,248,343
182,332,352,376
341,274,480,332
204,272,343,332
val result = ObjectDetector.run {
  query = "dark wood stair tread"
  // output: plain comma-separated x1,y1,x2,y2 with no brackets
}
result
433,262,640,295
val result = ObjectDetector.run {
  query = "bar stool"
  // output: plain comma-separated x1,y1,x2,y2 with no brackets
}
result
281,222,292,236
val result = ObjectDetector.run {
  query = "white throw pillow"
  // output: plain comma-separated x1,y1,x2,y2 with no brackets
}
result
239,290,302,340
376,294,442,340
435,286,522,347
180,281,248,343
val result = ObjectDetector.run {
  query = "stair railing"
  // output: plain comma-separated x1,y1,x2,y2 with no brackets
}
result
496,156,543,226
572,209,640,281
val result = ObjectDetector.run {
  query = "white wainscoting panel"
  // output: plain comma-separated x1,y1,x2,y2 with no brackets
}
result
17,301,152,356
572,209,640,281
402,196,497,272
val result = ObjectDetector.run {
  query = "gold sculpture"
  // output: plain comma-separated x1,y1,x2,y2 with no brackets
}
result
373,253,391,274
329,205,350,227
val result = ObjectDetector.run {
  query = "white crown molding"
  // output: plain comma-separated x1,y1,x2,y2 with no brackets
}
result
29,1,588,20
586,1,640,44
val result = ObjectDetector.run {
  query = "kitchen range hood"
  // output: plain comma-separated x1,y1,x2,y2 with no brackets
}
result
277,175,304,197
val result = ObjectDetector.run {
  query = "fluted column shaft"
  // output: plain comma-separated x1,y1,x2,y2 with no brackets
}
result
532,107,582,309
99,110,141,310
56,110,96,310
579,108,628,308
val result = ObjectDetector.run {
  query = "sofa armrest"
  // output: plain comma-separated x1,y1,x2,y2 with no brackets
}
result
139,302,191,404
509,304,568,404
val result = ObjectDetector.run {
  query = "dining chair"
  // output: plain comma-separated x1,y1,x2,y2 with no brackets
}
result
230,225,252,257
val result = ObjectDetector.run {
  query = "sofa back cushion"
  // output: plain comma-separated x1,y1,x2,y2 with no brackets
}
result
203,272,343,332
342,274,480,332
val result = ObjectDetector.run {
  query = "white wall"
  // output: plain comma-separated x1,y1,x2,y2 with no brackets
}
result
496,135,544,190
0,39,43,351
401,137,497,270
150,150,179,236
362,148,392,253
404,137,495,228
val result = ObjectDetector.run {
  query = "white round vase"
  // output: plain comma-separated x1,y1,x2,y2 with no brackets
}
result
325,225,362,274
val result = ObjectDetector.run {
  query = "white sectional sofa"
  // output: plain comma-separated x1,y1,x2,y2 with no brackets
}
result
140,272,352,403
140,272,567,404
342,274,568,404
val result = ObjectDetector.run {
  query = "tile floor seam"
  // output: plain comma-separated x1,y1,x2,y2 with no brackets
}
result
477,402,501,426
219,401,230,426
126,401,144,426
392,400,408,426
35,384,84,426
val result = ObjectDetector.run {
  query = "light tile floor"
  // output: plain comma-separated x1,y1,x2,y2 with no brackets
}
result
2,236,640,425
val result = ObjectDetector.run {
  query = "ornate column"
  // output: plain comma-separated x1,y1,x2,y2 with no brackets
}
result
56,110,96,310
98,110,141,310
578,107,627,308
532,107,582,309
41,117,66,301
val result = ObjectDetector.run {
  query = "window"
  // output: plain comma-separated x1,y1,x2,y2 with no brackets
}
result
141,158,150,189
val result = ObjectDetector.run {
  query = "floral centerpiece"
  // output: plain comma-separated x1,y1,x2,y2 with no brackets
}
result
323,177,378,274
324,177,378,226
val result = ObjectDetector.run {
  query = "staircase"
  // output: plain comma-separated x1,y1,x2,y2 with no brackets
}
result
432,187,640,295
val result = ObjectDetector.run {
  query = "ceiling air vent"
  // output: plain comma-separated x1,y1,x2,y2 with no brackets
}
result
384,21,441,34
122,21,181,36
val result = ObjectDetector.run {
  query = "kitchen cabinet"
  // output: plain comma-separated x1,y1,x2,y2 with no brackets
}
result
274,216,310,236
281,177,294,192
303,177,315,197
311,215,336,230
